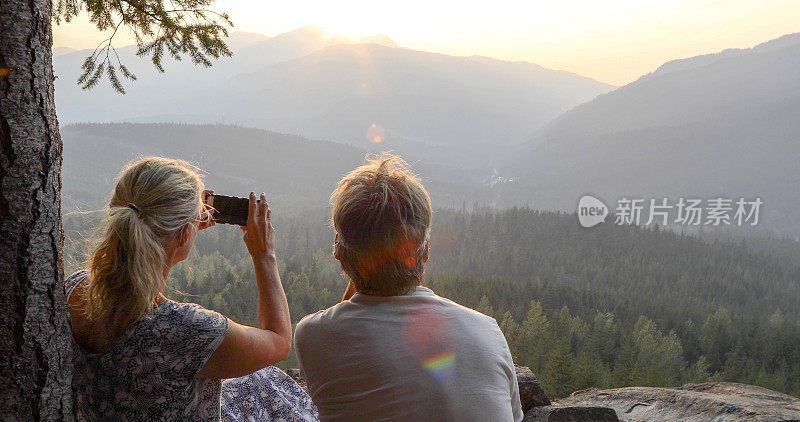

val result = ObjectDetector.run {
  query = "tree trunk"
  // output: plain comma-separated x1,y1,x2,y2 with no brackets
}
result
0,0,72,420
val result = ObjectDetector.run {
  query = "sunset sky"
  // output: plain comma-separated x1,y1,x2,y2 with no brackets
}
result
53,0,800,85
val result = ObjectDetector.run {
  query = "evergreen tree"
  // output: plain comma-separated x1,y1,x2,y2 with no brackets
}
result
544,340,576,398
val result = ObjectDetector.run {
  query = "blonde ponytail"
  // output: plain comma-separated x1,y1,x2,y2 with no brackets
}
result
86,157,204,342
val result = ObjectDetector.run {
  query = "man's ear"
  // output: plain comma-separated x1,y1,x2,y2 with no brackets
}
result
333,233,341,261
422,240,429,263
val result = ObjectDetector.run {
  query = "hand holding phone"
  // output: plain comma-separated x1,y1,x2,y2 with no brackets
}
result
241,192,275,261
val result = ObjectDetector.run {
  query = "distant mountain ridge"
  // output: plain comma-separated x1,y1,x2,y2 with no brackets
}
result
54,26,396,123
61,122,368,212
53,26,613,169
57,28,800,234
649,33,800,79
502,32,800,234
60,123,494,213
185,42,612,158
52,46,76,56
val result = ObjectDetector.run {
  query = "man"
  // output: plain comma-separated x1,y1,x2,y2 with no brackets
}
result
294,154,523,421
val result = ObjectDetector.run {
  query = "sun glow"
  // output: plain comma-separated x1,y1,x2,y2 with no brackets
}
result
318,23,380,41
53,0,800,85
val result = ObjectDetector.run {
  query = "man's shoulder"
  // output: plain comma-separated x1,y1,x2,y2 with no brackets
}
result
429,291,500,327
295,290,501,339
295,301,350,339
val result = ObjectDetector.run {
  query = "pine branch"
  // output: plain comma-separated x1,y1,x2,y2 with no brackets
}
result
55,0,233,94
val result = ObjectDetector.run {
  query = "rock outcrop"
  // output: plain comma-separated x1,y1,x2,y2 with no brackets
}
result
515,365,551,411
286,366,800,421
523,405,620,422
555,382,800,421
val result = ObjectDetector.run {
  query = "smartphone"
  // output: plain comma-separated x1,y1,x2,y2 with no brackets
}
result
205,194,253,226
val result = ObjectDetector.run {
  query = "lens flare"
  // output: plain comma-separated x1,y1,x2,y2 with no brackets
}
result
423,351,457,382
403,308,458,384
366,124,386,144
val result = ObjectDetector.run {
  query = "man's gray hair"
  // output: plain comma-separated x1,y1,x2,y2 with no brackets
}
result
331,154,432,296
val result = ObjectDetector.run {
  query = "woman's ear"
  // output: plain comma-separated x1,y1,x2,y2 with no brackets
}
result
422,240,429,263
179,224,192,247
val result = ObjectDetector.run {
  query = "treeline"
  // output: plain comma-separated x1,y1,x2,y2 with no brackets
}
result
63,206,800,398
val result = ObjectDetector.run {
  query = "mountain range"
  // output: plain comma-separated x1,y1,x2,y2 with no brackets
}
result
56,28,800,234
60,123,495,213
53,26,614,168
501,33,800,234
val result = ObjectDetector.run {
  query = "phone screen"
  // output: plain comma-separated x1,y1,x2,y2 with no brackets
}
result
206,194,250,226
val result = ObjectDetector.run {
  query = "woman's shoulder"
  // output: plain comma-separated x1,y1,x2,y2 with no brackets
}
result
142,300,229,378
158,300,229,337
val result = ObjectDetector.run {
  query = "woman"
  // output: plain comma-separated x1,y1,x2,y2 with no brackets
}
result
65,157,317,421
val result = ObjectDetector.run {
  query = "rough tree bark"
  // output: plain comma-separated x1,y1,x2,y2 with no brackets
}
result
0,0,72,420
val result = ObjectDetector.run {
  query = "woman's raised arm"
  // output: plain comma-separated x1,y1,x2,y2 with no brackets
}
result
197,192,292,379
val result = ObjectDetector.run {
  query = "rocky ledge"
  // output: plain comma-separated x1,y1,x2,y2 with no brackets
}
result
553,382,800,422
288,367,800,421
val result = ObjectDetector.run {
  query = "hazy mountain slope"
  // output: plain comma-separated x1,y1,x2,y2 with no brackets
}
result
170,43,612,166
649,33,800,78
53,26,394,123
52,46,76,56
61,123,490,213
54,27,613,168
215,44,612,148
503,33,800,233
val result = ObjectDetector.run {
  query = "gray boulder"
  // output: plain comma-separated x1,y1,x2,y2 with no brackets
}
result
523,405,620,422
555,382,800,421
516,365,551,411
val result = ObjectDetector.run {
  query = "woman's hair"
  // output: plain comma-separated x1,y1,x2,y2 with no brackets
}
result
331,154,432,296
85,157,204,339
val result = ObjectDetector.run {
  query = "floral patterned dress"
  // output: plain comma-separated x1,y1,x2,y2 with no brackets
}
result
66,271,318,421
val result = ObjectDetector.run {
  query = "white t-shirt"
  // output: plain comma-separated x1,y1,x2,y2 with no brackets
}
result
294,286,523,422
